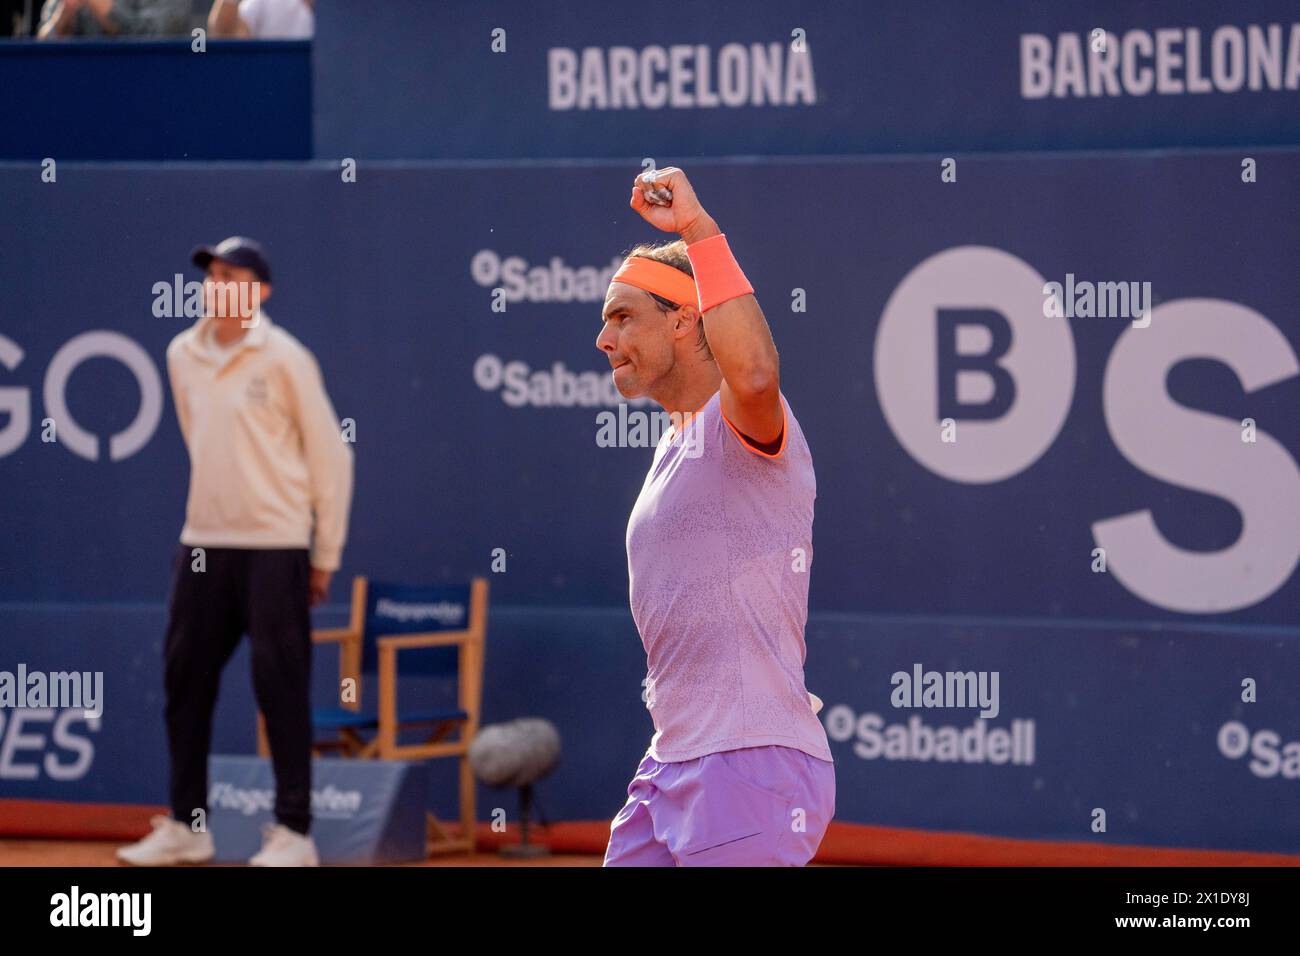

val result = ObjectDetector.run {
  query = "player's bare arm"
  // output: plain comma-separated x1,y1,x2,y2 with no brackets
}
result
630,167,784,445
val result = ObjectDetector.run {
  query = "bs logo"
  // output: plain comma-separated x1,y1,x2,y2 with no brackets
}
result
874,246,1300,615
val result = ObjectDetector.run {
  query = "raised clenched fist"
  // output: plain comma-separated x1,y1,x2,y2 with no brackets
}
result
629,167,716,242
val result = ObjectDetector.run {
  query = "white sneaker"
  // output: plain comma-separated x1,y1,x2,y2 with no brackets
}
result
116,815,214,866
249,823,319,867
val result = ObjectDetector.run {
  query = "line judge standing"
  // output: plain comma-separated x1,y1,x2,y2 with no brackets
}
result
118,236,354,867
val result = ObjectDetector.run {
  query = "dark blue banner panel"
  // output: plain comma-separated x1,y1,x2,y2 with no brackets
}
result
1,152,1298,852
1,154,1296,623
2,606,1296,853
0,40,311,160
315,0,1300,159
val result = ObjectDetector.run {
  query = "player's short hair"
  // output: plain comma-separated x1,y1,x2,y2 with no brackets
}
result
624,239,711,360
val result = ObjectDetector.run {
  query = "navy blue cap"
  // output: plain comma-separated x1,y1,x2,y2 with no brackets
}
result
191,236,272,284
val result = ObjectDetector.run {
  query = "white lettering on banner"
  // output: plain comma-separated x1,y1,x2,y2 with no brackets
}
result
875,246,1076,484
1021,23,1300,98
1218,720,1300,779
824,705,1036,766
0,333,30,456
0,331,163,461
874,245,1300,615
471,249,623,304
1096,301,1300,613
373,598,464,626
208,781,364,818
548,42,816,110
0,709,99,781
473,353,652,409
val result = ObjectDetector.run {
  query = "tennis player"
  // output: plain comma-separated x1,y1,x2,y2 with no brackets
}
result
598,167,834,866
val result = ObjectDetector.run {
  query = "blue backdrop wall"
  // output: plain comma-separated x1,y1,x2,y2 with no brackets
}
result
1,152,1297,852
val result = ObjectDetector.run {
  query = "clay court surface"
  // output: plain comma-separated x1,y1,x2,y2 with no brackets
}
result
3,804,1296,867
0,839,604,867
5,831,1297,868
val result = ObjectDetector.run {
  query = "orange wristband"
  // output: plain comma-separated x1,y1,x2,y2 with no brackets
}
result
685,233,753,313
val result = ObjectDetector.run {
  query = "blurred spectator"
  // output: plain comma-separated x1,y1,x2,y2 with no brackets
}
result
37,0,191,37
1,0,28,36
207,0,311,39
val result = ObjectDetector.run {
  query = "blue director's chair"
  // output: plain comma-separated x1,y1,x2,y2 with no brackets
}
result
256,576,488,854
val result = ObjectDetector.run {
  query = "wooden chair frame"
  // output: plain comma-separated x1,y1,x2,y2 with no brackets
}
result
257,575,488,855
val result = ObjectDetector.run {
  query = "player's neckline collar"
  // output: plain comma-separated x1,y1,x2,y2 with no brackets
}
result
664,392,716,440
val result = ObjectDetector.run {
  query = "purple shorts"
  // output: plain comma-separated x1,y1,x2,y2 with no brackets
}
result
603,745,836,867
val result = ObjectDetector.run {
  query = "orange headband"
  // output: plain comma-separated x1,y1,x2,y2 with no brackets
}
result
610,256,699,308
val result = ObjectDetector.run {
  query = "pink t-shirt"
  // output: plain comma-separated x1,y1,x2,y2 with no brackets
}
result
626,390,832,764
